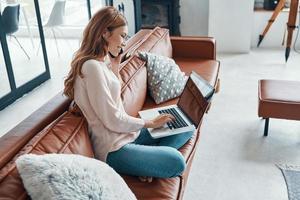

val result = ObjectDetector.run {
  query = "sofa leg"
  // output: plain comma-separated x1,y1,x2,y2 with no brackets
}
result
215,78,221,93
264,118,269,136
205,103,211,113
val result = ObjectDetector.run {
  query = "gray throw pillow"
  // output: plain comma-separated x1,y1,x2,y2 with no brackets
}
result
139,52,187,104
16,154,136,200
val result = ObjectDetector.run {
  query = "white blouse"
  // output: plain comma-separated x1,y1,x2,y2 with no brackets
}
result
74,59,145,161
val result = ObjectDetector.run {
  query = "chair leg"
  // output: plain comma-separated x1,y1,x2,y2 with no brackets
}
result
51,28,60,57
12,35,30,60
264,118,269,136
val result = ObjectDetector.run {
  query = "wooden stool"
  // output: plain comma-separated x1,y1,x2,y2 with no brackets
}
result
258,79,300,136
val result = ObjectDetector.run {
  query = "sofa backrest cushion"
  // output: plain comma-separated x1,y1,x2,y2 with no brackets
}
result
120,27,172,116
0,111,94,200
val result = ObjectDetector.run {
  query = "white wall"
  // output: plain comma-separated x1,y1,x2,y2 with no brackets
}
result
251,10,300,48
180,0,209,36
208,0,255,53
113,0,136,36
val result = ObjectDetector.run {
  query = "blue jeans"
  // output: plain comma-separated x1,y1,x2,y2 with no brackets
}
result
106,128,194,178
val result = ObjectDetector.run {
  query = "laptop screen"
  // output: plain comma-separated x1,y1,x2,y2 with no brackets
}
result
177,71,215,126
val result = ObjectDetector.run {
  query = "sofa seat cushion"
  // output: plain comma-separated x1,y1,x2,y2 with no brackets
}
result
122,175,181,200
141,58,220,111
174,58,220,87
142,96,179,111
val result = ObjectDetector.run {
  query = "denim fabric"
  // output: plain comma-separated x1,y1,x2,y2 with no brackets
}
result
106,128,194,178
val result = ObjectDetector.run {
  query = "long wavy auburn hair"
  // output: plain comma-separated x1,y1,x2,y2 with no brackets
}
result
63,6,127,99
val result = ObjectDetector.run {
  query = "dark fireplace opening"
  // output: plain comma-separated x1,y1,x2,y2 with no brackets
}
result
141,3,169,28
136,0,181,36
109,0,181,36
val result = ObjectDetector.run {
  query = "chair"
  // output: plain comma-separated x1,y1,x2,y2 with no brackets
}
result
258,79,300,136
38,0,66,56
2,4,30,59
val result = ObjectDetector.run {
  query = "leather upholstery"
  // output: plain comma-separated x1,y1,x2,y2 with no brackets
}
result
0,93,71,170
258,79,300,120
120,27,172,117
0,111,93,199
0,27,220,200
174,59,220,88
120,56,147,117
142,59,220,111
171,36,216,60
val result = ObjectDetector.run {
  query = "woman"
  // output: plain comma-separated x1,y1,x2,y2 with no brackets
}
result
64,6,193,182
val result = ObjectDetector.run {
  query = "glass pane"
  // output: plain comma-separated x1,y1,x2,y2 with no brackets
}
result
3,1,46,87
66,0,90,26
90,0,103,15
113,0,135,36
0,42,11,98
38,0,103,75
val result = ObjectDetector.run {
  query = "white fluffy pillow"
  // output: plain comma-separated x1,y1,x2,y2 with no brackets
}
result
16,154,136,200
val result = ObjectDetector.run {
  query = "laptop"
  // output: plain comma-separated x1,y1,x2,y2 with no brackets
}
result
138,71,215,139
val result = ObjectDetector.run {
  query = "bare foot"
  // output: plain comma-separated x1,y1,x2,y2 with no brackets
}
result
138,176,153,183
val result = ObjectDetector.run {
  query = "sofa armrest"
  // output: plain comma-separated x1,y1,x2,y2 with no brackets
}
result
0,92,71,169
170,36,216,60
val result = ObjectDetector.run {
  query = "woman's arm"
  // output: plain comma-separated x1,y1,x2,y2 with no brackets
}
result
83,61,144,133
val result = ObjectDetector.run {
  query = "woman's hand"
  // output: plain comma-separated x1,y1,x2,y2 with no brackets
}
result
108,50,124,84
108,51,122,75
144,114,175,129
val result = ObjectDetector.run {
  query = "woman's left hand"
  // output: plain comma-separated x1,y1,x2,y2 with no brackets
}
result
108,51,124,84
108,51,122,77
109,53,121,69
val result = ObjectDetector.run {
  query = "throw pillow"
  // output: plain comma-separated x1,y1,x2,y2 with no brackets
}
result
138,51,188,104
16,154,136,200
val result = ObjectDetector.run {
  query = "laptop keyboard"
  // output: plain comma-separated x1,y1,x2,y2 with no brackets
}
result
158,108,189,129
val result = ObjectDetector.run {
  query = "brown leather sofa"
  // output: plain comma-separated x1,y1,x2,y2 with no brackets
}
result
0,27,220,200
